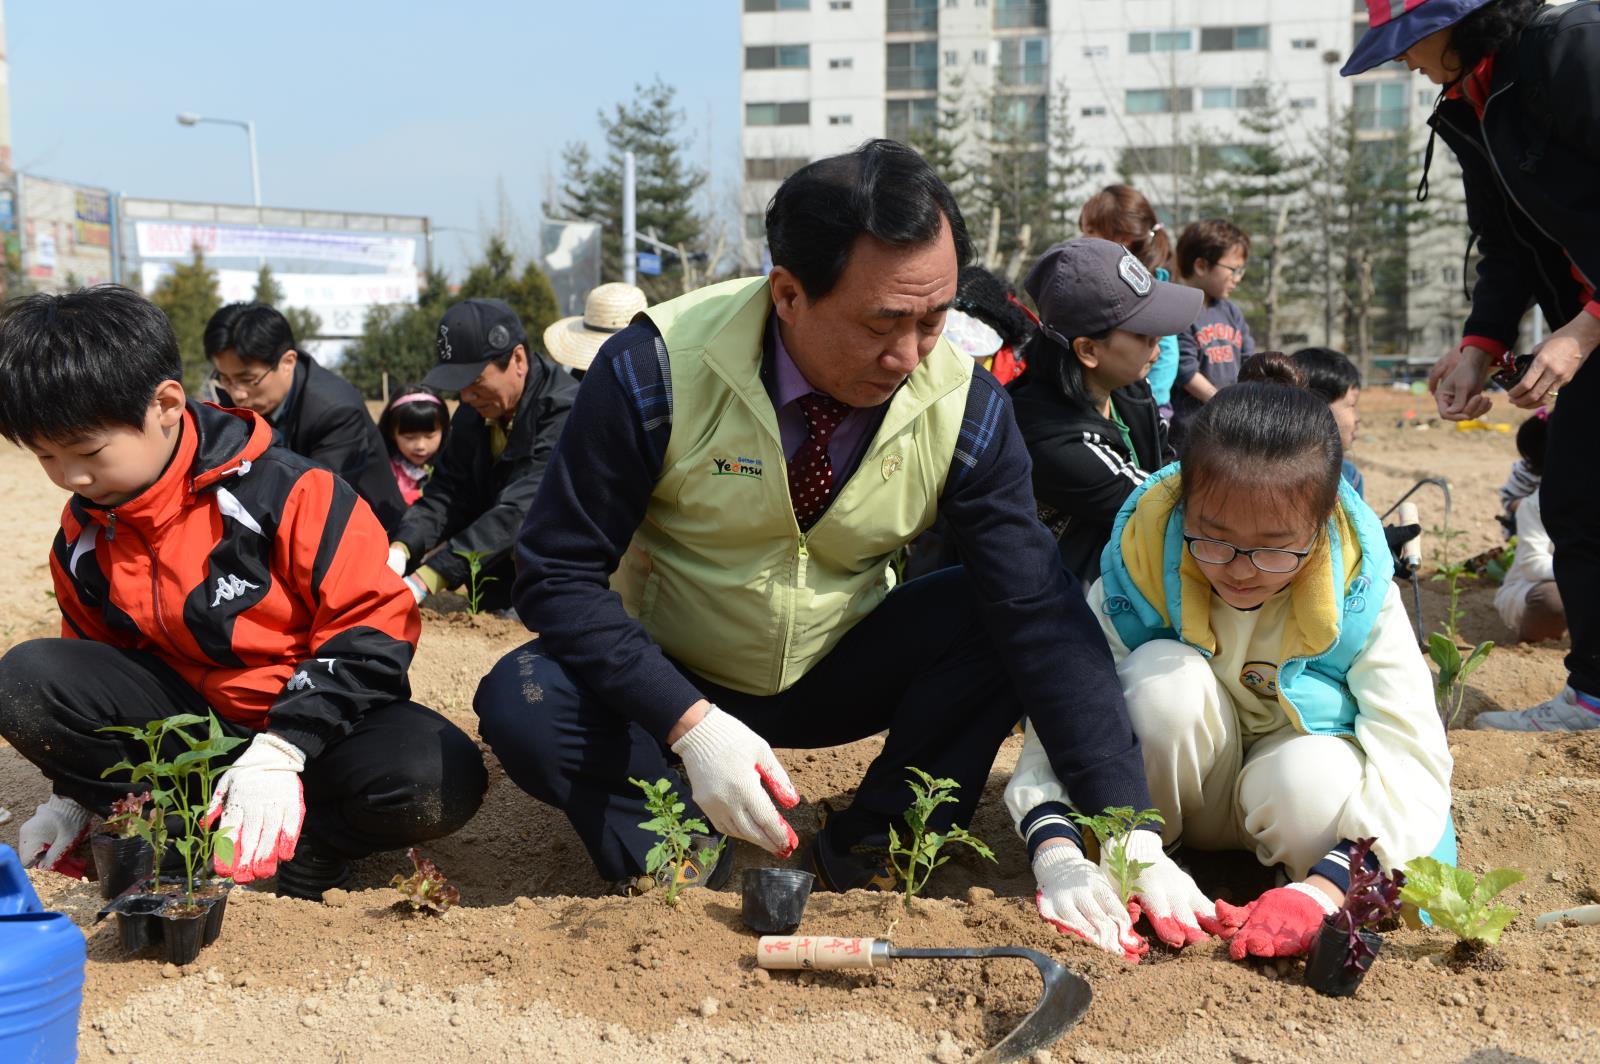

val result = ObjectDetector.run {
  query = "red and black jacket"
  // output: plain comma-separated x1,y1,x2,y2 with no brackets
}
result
50,401,420,759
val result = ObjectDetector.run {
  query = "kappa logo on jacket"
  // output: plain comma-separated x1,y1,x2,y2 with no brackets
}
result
286,670,315,692
210,574,260,608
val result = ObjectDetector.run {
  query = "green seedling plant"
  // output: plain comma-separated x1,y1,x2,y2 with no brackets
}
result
1483,537,1517,585
100,712,245,907
1070,806,1165,907
886,767,995,911
630,776,724,906
1399,856,1523,957
391,847,461,913
1428,523,1495,726
455,549,498,615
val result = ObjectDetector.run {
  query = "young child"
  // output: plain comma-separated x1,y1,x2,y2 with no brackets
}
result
1010,238,1200,582
1497,414,1545,539
1006,353,1453,962
1486,411,1566,653
0,287,487,899
1170,220,1254,449
379,385,450,505
1079,185,1180,419
1290,347,1364,499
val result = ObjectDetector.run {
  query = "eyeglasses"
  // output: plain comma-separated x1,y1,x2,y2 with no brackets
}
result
211,365,276,391
1217,262,1247,280
1183,533,1313,574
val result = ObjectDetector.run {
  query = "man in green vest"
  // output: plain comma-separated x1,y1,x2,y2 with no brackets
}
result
475,140,1155,897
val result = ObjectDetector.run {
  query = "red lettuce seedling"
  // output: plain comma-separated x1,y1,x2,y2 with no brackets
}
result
103,792,154,840
1331,837,1406,973
391,847,461,913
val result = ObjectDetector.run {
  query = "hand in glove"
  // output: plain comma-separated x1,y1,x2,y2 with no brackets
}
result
669,706,799,856
1115,829,1224,948
19,794,93,877
1382,523,1422,577
1033,841,1148,962
1214,882,1335,960
386,545,409,577
203,732,307,883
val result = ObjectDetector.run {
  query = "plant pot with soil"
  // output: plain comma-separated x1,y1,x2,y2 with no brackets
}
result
742,868,815,934
90,792,159,901
1302,837,1405,998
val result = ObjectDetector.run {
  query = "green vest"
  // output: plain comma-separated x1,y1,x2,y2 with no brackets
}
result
609,276,973,695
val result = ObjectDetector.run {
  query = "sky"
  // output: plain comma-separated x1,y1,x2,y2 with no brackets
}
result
5,0,741,277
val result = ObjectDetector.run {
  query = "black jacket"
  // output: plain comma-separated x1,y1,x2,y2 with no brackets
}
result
393,354,579,591
1009,372,1173,584
1430,1,1600,348
220,355,406,533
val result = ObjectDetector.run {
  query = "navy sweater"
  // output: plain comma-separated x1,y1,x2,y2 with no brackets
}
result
513,320,1152,817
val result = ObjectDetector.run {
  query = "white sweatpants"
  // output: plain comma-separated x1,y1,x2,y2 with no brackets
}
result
1120,639,1364,880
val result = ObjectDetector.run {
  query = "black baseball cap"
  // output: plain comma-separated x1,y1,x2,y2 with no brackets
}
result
423,298,528,392
1023,238,1202,349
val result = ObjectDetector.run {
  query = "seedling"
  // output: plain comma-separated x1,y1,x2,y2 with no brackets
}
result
630,776,724,906
100,712,245,906
1328,838,1406,973
1070,806,1164,907
455,549,498,615
886,767,995,911
1427,523,1494,726
1399,857,1522,954
102,792,155,840
391,847,461,913
1483,538,1517,585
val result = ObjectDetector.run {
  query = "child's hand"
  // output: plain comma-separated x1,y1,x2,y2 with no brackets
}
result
1216,883,1335,960
1112,830,1222,948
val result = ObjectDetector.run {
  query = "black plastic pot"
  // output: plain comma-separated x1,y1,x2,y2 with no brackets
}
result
112,894,166,953
158,901,210,966
198,886,230,946
1304,916,1382,997
90,833,154,901
741,867,815,934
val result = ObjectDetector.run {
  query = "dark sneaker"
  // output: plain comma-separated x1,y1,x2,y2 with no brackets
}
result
806,822,896,893
274,838,352,902
617,833,733,897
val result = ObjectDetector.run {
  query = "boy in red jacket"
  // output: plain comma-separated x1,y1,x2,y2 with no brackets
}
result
0,286,486,899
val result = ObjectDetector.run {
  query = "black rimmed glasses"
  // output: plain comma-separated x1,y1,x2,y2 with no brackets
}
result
1183,533,1312,574
211,365,275,391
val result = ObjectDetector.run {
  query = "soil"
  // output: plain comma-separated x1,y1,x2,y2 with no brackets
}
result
4,387,1600,1063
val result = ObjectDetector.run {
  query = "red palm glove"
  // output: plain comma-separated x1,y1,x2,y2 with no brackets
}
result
1215,883,1335,960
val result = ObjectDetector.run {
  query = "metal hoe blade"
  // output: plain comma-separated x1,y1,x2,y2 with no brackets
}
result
886,944,1093,1063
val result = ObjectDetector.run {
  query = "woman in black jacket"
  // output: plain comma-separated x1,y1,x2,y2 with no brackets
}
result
1010,238,1201,582
1344,0,1600,731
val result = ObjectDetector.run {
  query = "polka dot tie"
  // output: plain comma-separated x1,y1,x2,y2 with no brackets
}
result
789,392,852,531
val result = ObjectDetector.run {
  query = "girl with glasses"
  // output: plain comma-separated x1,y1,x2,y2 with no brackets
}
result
1006,353,1454,965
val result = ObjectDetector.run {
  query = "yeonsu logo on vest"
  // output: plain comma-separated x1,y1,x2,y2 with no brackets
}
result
711,456,764,479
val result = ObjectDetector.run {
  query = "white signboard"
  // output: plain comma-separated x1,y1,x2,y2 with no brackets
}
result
139,267,419,339
134,221,416,272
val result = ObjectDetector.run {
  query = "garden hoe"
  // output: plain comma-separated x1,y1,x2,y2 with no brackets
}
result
757,935,1091,1062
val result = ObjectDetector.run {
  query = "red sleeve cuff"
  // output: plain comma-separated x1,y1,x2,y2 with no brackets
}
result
1460,334,1510,361
1584,301,1600,322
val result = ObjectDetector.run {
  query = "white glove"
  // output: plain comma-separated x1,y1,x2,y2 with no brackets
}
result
1033,841,1147,962
19,794,93,874
669,706,799,855
403,573,428,604
204,732,306,884
386,545,408,577
1114,829,1221,948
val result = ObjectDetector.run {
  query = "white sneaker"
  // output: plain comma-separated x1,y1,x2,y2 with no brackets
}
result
1473,686,1600,732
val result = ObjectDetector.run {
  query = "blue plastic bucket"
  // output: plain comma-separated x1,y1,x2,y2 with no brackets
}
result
0,844,85,1064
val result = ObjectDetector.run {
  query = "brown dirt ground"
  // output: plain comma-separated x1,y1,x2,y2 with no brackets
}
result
4,387,1599,1064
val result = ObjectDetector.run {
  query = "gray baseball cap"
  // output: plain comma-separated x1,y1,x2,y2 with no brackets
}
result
1023,238,1202,347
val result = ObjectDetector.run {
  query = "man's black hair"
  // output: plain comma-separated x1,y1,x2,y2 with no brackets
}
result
765,138,971,301
1449,0,1544,75
0,285,182,445
203,302,297,365
1290,346,1361,404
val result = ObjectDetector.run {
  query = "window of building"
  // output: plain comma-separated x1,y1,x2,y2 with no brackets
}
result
1126,88,1193,114
1235,85,1267,109
1200,25,1268,51
887,0,937,33
1086,161,1106,175
973,47,988,64
1128,30,1192,53
745,44,811,69
993,0,1047,29
1291,37,1318,49
1353,81,1407,130
886,97,938,140
828,0,852,9
886,40,938,90
829,113,853,125
745,0,810,10
745,157,810,181
746,101,811,126
1081,104,1107,117
997,36,1047,87
1442,266,1458,283
1201,86,1233,109
1290,97,1317,109
1082,44,1108,58
829,56,853,69
994,94,1047,142
944,49,959,65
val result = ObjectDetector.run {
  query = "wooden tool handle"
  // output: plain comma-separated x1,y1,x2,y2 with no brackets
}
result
756,935,884,970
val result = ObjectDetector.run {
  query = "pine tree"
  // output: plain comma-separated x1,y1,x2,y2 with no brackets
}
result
251,263,324,352
457,234,560,349
340,268,452,399
150,248,222,391
906,75,972,204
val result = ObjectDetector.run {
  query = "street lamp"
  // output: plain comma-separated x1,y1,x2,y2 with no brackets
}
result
176,112,262,207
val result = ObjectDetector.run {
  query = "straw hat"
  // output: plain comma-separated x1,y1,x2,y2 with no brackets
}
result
544,283,649,371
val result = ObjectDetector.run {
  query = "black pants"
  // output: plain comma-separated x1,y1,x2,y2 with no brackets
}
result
0,639,488,860
1541,353,1600,693
474,566,1022,881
